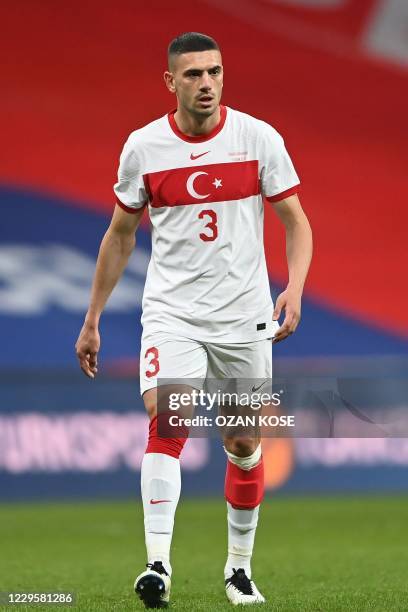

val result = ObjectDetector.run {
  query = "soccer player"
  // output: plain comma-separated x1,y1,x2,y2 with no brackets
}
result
75,32,312,607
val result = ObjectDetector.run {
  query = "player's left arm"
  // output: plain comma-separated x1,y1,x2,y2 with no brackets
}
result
271,193,313,343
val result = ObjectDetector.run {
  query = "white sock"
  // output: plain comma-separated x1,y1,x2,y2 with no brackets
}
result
141,452,181,576
224,444,261,580
224,503,259,580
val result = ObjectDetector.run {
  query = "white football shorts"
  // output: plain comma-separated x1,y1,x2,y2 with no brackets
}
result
140,331,273,396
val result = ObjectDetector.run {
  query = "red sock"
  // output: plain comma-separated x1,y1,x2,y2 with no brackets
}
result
145,413,189,459
225,458,264,509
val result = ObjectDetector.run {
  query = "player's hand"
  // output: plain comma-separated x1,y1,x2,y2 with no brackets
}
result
272,288,301,344
75,322,100,379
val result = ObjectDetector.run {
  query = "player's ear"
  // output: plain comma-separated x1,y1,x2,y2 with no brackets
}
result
164,71,176,93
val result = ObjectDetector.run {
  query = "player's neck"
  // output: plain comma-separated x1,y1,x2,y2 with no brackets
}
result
173,106,221,137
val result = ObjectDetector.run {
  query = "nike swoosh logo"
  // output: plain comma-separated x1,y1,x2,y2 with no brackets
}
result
150,499,172,505
251,381,268,392
190,151,210,160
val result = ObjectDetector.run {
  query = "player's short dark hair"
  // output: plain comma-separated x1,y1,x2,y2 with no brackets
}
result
168,32,220,67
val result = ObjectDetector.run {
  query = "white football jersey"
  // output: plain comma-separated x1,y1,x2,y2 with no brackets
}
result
114,105,300,342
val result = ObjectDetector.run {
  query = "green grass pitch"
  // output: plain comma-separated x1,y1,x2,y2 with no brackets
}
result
1,496,408,611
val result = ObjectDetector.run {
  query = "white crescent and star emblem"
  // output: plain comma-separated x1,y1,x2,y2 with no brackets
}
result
186,172,223,200
186,171,210,199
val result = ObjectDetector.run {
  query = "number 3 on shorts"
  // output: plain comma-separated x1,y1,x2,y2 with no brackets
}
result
145,346,160,378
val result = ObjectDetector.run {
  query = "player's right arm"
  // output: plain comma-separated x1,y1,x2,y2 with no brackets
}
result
75,204,145,378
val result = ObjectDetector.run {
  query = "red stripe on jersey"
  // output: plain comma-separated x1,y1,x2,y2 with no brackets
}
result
144,160,260,208
265,185,300,203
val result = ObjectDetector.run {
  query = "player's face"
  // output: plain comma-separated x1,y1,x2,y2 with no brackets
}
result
164,50,223,118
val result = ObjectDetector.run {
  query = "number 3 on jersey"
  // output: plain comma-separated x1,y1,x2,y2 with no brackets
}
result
145,347,160,378
198,209,218,242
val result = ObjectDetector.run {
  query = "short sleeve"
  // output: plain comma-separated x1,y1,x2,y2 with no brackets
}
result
113,135,148,213
259,124,300,203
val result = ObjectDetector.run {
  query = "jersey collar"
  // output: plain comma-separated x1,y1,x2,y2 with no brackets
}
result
167,105,227,143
